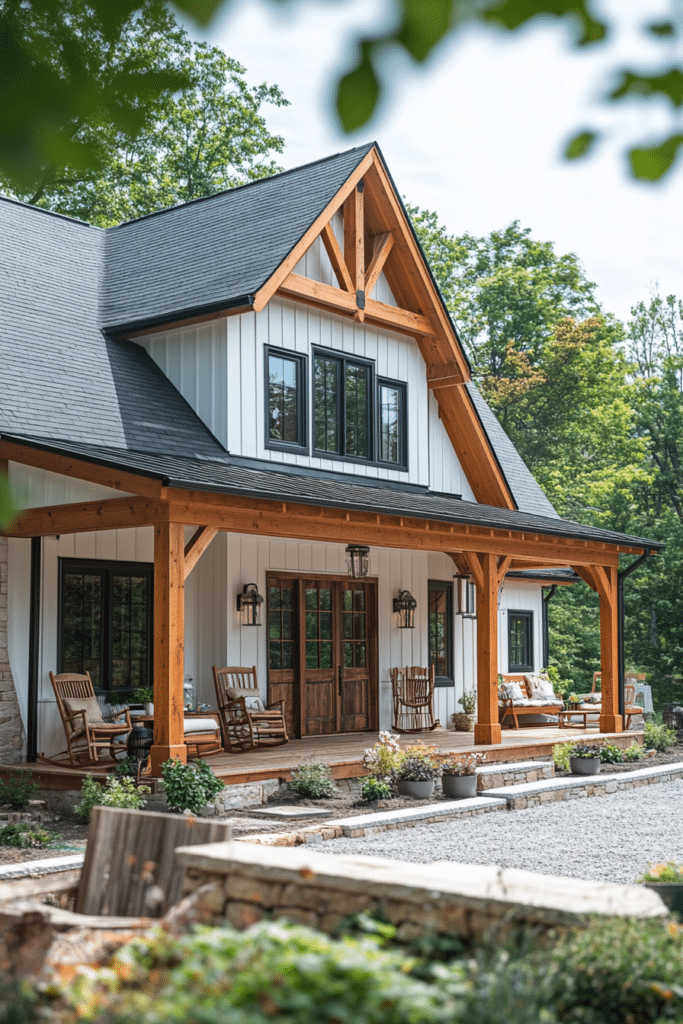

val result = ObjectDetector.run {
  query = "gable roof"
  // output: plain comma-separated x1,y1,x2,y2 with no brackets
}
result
102,144,375,336
1,144,567,522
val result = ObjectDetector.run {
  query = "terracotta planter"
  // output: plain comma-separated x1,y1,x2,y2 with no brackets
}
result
451,713,475,732
643,883,683,916
569,755,601,776
396,779,435,799
442,774,477,799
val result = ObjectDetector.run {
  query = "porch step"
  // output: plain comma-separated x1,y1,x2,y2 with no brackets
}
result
482,761,683,809
476,759,553,790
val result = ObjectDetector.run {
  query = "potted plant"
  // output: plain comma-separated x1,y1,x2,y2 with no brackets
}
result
451,689,476,732
132,686,155,716
440,752,486,798
567,692,581,710
569,742,602,776
392,743,441,799
638,863,683,916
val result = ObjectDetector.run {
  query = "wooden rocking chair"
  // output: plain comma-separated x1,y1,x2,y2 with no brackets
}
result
49,671,131,765
212,665,288,752
391,665,439,733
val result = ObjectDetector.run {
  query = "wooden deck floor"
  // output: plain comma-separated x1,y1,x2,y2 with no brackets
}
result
1,723,642,790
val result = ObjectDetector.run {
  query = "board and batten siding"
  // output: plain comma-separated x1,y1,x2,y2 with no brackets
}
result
498,580,545,675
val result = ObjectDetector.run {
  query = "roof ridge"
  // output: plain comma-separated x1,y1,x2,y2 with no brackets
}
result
0,194,99,229
108,142,377,231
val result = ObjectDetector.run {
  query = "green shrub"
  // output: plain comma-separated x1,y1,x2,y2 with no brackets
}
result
359,777,392,802
289,761,337,799
0,771,38,810
623,741,646,761
161,758,224,814
0,823,58,848
57,922,457,1024
599,740,623,763
75,774,149,821
551,741,576,771
644,721,677,752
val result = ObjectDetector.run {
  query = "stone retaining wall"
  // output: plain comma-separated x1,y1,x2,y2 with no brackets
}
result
485,763,683,809
0,538,23,764
476,759,553,790
175,841,666,943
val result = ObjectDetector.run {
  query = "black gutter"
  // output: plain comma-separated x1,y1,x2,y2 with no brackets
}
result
542,584,558,670
617,548,650,719
27,537,41,762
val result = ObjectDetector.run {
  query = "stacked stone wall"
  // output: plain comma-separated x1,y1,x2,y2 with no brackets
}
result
0,538,24,763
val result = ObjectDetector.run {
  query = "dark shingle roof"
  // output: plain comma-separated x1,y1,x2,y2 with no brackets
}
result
102,144,375,335
0,197,228,460
1,433,663,552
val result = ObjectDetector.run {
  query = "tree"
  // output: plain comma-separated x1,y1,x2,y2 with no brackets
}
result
2,1,288,225
3,1,683,188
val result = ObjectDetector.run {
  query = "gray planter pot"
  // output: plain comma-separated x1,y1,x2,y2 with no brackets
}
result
442,774,477,799
569,755,601,776
397,779,435,799
451,713,475,732
643,883,683,916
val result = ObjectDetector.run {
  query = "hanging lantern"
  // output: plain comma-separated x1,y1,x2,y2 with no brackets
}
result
455,577,476,618
393,589,417,629
237,583,263,626
345,544,370,578
127,721,153,768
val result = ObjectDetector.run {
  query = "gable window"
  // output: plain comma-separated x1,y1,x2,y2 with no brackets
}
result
428,580,453,686
59,559,153,695
265,347,307,452
314,350,372,461
378,378,407,467
508,611,533,672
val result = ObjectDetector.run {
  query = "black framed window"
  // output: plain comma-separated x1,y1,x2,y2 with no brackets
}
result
59,559,153,695
428,580,453,687
265,347,307,452
378,378,407,467
508,611,534,672
313,349,373,462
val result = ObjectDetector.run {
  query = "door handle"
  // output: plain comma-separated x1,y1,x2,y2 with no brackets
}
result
338,664,344,696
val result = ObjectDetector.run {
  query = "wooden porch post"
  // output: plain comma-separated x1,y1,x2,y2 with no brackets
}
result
469,552,502,746
572,563,623,734
598,564,622,733
150,521,186,775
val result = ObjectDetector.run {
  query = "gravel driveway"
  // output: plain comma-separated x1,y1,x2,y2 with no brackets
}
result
326,779,683,886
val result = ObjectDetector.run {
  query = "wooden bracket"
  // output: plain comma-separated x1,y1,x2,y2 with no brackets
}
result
321,222,353,293
184,526,218,581
365,232,394,297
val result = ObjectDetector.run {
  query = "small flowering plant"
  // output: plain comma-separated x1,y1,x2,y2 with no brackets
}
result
571,742,602,759
362,731,402,782
392,743,442,783
458,690,476,715
638,863,683,884
439,752,486,777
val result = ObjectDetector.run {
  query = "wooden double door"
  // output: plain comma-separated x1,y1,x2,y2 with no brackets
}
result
267,573,378,738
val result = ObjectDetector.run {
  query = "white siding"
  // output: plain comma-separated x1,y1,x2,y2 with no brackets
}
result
9,463,129,508
498,580,545,674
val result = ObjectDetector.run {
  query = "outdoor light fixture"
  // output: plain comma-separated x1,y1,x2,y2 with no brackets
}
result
455,576,476,618
237,583,263,626
393,589,417,629
345,544,370,578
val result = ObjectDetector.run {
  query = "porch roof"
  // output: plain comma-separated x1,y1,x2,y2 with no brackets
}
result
2,432,663,553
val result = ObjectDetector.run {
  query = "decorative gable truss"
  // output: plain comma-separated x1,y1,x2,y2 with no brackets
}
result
252,147,516,512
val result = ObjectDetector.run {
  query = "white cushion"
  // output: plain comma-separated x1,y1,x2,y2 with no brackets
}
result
500,682,525,701
63,696,107,737
226,687,265,711
183,718,219,734
245,696,266,712
526,674,556,700
527,697,562,707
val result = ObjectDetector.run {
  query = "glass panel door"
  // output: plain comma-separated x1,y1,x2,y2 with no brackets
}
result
302,582,337,734
267,578,297,737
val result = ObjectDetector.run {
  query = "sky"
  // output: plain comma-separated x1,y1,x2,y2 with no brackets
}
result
202,0,683,325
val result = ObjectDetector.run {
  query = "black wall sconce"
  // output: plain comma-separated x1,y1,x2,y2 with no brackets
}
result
393,589,417,629
455,576,476,618
345,544,370,578
237,583,263,626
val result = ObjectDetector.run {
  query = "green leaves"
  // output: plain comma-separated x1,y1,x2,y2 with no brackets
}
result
336,43,380,134
0,472,17,532
629,134,683,181
480,0,607,46
564,130,598,161
610,68,683,108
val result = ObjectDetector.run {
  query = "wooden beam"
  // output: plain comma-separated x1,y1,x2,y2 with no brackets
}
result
5,496,162,537
253,150,374,312
277,273,436,339
321,222,354,293
598,564,621,733
124,303,254,339
184,526,218,581
0,440,164,499
473,552,502,745
496,554,512,588
150,521,186,775
344,182,365,297
365,232,394,297
427,362,465,389
462,551,484,590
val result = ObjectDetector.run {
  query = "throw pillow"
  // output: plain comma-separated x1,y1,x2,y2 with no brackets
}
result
501,681,525,701
63,696,107,736
226,687,265,712
526,674,556,700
